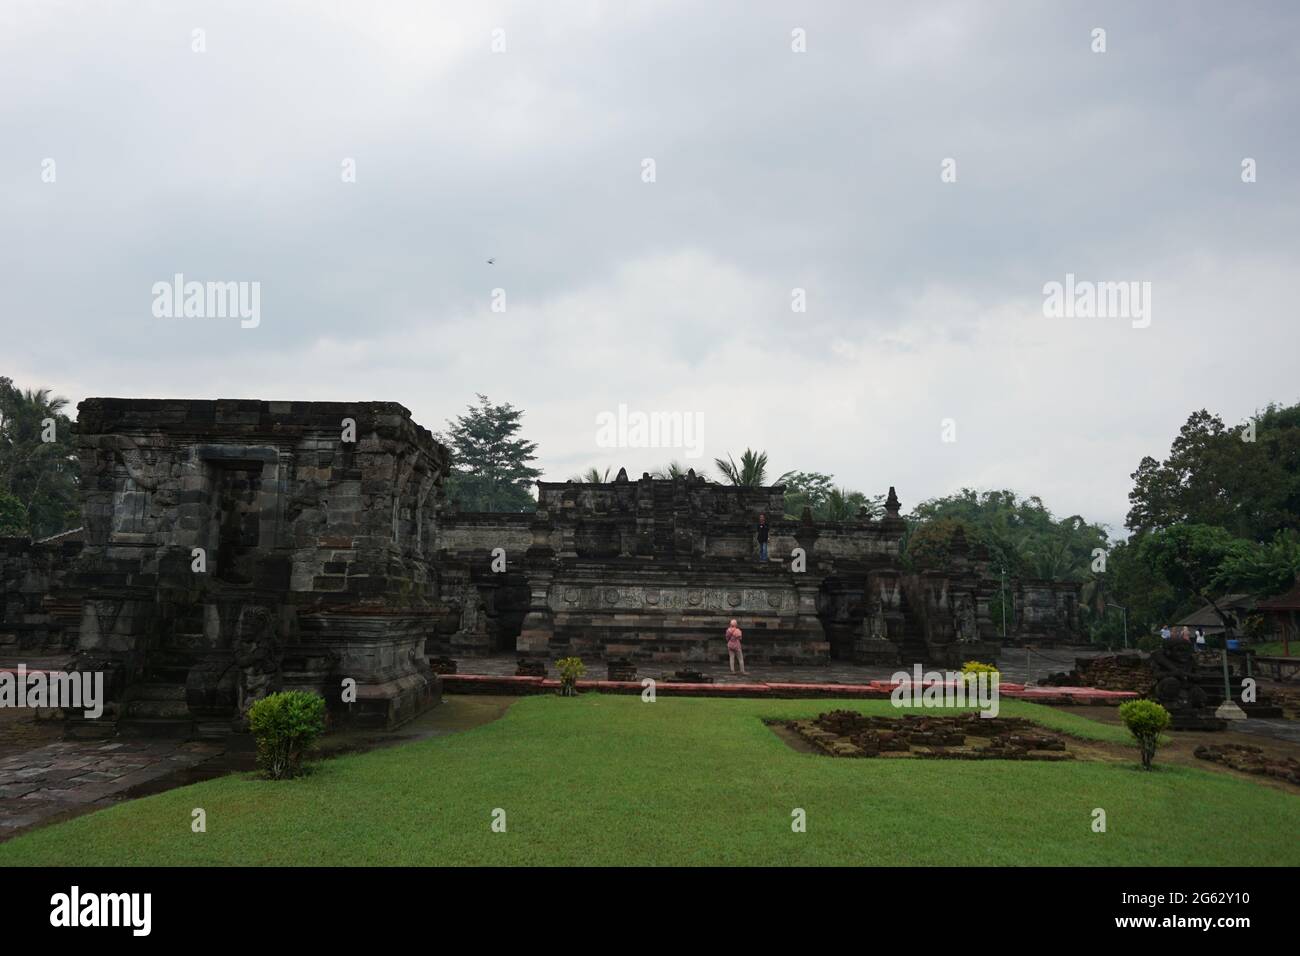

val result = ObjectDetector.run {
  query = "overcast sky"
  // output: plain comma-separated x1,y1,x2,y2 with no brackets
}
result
3,1,1297,534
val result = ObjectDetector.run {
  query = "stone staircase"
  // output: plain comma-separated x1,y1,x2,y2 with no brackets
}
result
119,681,192,738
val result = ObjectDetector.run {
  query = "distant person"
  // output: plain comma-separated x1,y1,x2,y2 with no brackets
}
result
1160,624,1172,641
756,513,769,562
726,619,747,675
1180,626,1193,642
1195,627,1207,648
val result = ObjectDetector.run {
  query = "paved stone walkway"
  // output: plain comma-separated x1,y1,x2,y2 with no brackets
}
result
0,695,517,841
0,734,225,837
1231,718,1300,746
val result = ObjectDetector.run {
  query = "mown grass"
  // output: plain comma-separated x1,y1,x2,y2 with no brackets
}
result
0,695,1294,866
1251,641,1295,658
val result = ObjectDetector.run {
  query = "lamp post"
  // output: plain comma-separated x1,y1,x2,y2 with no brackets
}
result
1107,603,1128,650
1000,566,1007,639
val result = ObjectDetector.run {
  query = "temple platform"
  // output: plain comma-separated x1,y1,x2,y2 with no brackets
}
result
439,649,1133,703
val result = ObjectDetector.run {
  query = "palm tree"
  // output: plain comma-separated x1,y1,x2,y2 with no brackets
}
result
0,380,78,538
569,467,611,483
822,488,884,522
651,461,688,479
715,448,787,487
0,384,70,486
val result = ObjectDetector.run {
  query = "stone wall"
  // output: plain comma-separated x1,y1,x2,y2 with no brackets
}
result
1007,580,1081,646
0,533,82,658
528,564,827,664
4,401,1087,695
435,512,533,555
69,398,449,735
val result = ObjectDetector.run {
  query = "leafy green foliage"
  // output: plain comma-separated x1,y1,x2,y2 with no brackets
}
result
1117,699,1171,770
556,656,586,697
714,448,776,487
903,517,977,569
1212,531,1300,595
0,490,27,536
960,661,1000,684
436,394,542,512
905,488,1108,581
1081,537,1181,647
1135,633,1162,652
780,471,881,521
780,471,834,514
0,378,80,539
1127,403,1300,540
247,691,327,780
650,461,688,479
1135,525,1253,634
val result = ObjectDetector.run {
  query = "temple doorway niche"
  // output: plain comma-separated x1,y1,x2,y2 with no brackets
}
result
207,461,266,585
490,573,530,652
816,576,862,662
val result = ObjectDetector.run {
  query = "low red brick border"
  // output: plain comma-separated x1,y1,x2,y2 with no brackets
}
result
439,673,1137,704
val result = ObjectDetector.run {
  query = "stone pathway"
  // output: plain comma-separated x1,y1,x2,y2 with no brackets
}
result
0,736,225,837
0,695,516,841
1231,718,1300,746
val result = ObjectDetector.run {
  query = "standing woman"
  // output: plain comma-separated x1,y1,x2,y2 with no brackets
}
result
726,619,747,675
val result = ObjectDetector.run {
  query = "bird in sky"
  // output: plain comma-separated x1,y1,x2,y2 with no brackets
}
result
486,258,495,265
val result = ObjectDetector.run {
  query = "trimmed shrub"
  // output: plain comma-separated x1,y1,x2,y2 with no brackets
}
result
556,657,586,697
1118,698,1171,770
247,691,327,779
961,660,1000,685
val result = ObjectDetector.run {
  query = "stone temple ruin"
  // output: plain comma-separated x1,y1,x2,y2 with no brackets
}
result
434,477,1079,665
0,397,1084,736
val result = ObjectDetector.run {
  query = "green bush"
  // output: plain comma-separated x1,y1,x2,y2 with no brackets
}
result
960,660,1000,685
556,657,586,697
1118,698,1171,771
1135,634,1162,652
247,691,327,779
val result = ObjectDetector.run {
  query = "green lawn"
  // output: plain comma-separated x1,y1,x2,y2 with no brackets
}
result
1,695,1295,866
1251,641,1295,657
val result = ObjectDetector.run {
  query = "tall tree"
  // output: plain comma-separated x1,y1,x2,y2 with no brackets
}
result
780,471,834,516
1212,531,1300,596
0,490,27,536
906,488,1108,582
1127,403,1300,540
436,395,542,512
1083,537,1182,646
1136,524,1254,636
0,377,80,538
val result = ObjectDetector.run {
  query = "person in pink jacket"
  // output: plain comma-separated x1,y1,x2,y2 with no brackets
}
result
725,619,747,675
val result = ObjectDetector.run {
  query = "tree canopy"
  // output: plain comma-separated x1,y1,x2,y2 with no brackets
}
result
905,488,1108,582
0,377,80,539
1127,402,1300,540
435,395,541,512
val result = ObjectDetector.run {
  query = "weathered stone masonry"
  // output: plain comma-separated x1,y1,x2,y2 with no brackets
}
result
0,398,1086,742
431,475,1072,668
67,398,448,736
0,532,83,659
